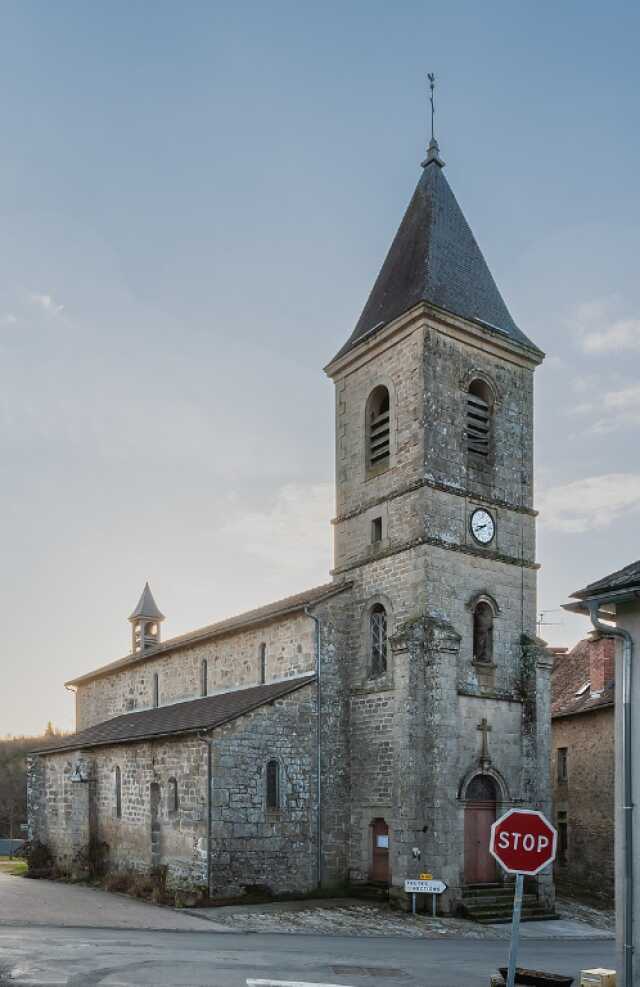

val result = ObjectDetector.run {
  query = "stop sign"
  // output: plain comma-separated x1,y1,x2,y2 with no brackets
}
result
489,808,557,876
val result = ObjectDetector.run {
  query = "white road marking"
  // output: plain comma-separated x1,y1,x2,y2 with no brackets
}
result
247,980,355,987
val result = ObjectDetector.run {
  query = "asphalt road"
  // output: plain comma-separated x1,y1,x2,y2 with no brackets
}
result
0,925,616,986
0,873,615,986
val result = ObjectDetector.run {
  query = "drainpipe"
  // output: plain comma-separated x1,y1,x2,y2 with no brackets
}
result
588,603,634,986
304,605,322,889
197,732,212,896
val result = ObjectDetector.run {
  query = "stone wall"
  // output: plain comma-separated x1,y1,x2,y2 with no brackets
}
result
30,735,210,888
208,682,317,896
76,613,316,731
552,707,615,902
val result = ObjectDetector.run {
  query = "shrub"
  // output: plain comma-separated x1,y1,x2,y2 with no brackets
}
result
20,840,54,879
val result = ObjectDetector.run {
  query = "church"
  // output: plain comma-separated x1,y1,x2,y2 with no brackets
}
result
28,124,554,917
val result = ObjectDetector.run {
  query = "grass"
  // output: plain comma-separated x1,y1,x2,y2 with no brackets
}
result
0,856,27,877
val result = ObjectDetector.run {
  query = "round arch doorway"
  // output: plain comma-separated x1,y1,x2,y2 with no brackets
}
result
464,775,498,885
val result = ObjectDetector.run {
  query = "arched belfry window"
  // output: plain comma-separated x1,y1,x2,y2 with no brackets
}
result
266,759,279,811
370,604,388,678
115,766,122,818
466,379,493,458
473,601,494,663
366,386,390,473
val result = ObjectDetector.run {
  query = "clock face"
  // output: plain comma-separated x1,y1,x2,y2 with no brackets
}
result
470,508,495,545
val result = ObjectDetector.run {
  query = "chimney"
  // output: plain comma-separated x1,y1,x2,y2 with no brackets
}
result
590,636,616,695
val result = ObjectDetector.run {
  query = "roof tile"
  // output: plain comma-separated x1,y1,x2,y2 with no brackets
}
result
35,675,316,754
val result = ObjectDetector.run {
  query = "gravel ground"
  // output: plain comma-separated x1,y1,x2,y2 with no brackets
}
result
556,896,615,932
202,901,505,938
198,897,615,940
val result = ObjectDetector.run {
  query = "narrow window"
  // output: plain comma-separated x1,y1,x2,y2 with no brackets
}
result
557,810,568,864
115,766,122,819
466,379,492,458
259,642,267,684
168,777,178,813
370,604,388,678
473,602,494,663
266,759,279,810
152,672,159,708
201,659,208,697
366,386,390,473
371,517,382,543
557,747,568,783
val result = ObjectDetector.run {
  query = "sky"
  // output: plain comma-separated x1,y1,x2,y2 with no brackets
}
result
1,1,639,736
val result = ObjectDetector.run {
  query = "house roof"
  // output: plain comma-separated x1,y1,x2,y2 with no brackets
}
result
571,559,640,601
66,581,348,688
129,582,165,621
34,675,316,754
330,147,542,364
551,638,615,720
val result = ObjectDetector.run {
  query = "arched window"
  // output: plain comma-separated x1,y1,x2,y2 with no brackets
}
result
473,602,494,663
266,759,279,811
366,386,390,473
201,659,208,697
115,766,122,818
466,379,493,458
370,604,388,678
259,643,267,684
152,672,159,708
168,777,178,813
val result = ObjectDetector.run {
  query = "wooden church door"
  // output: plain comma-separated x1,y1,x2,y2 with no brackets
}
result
464,775,497,884
370,818,390,883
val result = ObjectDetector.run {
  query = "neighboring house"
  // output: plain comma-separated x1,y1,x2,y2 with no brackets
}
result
551,636,615,903
564,558,640,983
28,124,553,917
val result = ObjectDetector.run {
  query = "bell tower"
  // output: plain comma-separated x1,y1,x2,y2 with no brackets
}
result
325,106,553,913
129,582,165,654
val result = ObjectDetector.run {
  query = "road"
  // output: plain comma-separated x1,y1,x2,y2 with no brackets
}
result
0,925,615,986
0,874,615,986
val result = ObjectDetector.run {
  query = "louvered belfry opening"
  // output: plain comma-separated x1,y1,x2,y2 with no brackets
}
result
367,386,390,472
466,380,492,458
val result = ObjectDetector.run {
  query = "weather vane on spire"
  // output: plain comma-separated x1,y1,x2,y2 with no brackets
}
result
422,72,445,169
428,72,436,141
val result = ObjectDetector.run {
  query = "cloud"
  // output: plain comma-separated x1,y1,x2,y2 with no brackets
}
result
538,473,640,533
218,482,334,575
1,313,17,325
571,297,640,354
30,292,64,316
582,319,640,354
569,383,640,434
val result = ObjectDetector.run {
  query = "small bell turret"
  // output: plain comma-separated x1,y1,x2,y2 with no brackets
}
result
129,582,165,654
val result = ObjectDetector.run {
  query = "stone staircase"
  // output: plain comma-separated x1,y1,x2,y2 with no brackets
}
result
348,880,390,902
461,883,557,924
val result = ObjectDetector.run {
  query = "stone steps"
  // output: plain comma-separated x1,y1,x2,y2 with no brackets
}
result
461,884,556,925
348,881,390,901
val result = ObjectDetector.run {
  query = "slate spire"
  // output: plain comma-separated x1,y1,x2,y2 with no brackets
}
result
129,582,164,654
129,582,165,621
331,130,541,363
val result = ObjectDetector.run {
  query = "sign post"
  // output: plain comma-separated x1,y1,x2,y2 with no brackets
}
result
489,808,557,987
404,878,447,918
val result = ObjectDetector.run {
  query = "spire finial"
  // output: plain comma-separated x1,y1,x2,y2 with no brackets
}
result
422,72,445,169
428,72,436,141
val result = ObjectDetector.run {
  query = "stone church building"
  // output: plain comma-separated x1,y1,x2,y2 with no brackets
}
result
29,130,553,915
